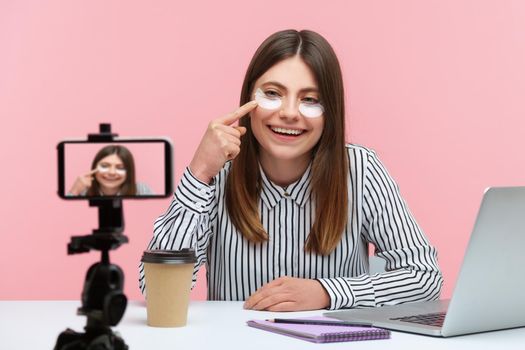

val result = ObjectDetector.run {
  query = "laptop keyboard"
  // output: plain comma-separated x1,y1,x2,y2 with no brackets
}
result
390,312,446,327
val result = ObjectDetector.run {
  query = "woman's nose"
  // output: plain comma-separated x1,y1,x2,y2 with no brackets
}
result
279,99,300,121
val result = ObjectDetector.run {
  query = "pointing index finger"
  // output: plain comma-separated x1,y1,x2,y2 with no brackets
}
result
87,168,98,175
217,100,258,125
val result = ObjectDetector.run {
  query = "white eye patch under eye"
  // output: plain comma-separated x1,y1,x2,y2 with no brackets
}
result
255,88,282,110
97,165,126,175
255,88,324,118
97,165,109,173
298,102,324,118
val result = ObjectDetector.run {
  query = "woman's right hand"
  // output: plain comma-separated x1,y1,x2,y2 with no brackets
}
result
189,100,258,184
68,168,98,195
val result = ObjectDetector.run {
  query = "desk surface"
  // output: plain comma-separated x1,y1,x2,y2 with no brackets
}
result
1,300,524,349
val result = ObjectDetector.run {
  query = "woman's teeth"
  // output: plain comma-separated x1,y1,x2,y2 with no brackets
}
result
271,127,304,136
102,177,119,181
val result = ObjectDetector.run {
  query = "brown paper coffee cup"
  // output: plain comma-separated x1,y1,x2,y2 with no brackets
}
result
141,249,197,327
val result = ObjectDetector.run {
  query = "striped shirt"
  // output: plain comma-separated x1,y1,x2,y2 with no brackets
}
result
139,144,443,310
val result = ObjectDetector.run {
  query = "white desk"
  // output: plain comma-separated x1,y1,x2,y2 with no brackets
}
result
1,301,524,349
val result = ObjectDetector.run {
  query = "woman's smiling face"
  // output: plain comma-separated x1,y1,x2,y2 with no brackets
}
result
95,153,127,193
250,55,324,165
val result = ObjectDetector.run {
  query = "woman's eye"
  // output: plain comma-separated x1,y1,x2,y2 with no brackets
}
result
302,97,319,104
99,164,109,169
264,90,281,99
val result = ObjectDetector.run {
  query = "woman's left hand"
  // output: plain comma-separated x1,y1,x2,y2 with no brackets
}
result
243,276,330,311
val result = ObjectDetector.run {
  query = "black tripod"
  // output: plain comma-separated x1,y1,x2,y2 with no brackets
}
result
55,199,129,350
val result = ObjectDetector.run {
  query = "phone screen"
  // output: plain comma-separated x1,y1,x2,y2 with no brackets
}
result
57,139,173,199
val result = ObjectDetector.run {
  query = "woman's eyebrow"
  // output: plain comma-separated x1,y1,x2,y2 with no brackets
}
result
261,81,319,93
100,162,124,166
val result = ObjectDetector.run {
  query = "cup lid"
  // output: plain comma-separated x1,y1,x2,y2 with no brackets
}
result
141,249,197,264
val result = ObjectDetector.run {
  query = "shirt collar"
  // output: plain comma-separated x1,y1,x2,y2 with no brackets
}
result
259,163,312,209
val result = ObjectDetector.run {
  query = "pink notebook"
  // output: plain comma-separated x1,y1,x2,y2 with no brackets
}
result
247,316,391,343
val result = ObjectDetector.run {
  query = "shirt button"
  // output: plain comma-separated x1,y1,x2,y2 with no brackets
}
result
284,192,290,197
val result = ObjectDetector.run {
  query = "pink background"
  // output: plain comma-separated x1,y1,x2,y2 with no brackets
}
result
1,1,524,301
64,142,166,195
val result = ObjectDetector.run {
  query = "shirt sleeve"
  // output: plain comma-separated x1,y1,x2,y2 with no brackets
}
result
138,167,218,295
318,150,443,310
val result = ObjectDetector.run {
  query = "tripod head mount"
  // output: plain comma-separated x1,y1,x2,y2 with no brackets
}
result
68,199,128,255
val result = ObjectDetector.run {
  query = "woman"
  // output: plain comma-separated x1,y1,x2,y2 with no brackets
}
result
140,29,442,311
69,145,152,196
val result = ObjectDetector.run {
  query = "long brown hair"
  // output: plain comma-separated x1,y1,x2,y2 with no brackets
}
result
87,145,137,196
225,29,348,255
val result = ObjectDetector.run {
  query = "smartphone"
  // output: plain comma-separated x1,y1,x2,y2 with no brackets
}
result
57,137,173,200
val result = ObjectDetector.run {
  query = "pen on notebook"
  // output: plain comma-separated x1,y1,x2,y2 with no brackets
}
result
266,318,373,328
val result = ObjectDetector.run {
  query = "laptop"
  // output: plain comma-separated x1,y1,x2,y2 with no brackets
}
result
325,186,525,337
